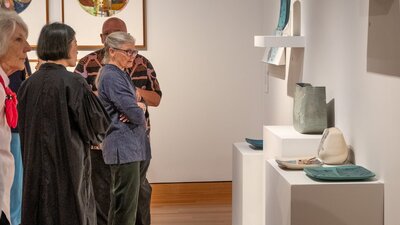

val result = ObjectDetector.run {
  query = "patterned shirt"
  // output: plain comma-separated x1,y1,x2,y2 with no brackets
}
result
75,48,162,134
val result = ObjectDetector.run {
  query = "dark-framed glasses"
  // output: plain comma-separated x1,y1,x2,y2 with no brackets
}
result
112,47,138,57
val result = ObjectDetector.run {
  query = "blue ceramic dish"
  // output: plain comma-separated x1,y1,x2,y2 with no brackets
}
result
304,165,375,181
245,138,263,150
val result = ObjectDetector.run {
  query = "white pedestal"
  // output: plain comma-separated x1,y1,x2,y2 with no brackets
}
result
265,159,384,225
232,142,264,225
263,126,322,159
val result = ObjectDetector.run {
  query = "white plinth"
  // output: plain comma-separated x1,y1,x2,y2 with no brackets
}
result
265,159,384,225
232,142,264,225
263,126,322,159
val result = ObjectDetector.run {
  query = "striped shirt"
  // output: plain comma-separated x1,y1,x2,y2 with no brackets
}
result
75,48,162,134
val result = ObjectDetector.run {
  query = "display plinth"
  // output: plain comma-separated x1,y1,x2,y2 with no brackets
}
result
232,142,264,225
263,125,322,159
265,159,384,225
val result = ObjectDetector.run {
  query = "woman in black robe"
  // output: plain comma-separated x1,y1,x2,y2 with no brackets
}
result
17,23,110,225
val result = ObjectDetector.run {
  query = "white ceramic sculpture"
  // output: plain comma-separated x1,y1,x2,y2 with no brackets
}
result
317,127,349,164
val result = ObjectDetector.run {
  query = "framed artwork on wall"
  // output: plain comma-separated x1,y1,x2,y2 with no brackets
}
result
13,0,49,49
367,0,400,76
62,0,146,50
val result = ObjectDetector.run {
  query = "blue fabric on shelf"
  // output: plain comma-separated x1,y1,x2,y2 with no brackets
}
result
277,0,291,31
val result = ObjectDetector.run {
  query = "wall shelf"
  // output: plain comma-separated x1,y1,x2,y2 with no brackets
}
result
254,35,305,48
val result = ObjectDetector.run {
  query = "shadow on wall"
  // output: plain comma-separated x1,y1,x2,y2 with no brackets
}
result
367,0,400,76
268,64,286,80
346,145,356,164
287,48,304,97
266,48,304,98
327,98,335,128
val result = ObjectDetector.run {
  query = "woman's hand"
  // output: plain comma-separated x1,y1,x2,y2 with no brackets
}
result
119,113,130,123
136,88,143,102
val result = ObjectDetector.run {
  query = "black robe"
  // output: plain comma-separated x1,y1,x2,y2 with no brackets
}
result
17,63,110,225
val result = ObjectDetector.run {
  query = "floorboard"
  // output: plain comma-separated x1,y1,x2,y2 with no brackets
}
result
151,182,232,225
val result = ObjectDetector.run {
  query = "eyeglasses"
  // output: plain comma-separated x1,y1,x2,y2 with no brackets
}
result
112,47,138,57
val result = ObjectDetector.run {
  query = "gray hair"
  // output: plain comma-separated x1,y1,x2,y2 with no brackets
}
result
0,8,28,57
103,31,135,64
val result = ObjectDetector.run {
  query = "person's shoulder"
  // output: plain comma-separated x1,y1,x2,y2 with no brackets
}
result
84,48,104,58
101,65,127,82
135,53,152,63
60,68,85,84
77,48,105,64
127,54,154,73
102,64,118,72
102,64,125,77
68,71,93,91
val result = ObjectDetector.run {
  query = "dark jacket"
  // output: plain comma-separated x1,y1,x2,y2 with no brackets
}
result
18,63,110,225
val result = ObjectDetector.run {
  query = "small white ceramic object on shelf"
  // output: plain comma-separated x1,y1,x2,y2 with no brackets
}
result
275,157,323,170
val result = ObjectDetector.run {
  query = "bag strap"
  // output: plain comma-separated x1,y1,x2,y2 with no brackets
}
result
0,76,6,98
0,75,5,88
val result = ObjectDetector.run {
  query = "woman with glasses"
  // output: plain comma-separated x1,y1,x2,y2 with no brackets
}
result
96,31,148,225
17,22,110,225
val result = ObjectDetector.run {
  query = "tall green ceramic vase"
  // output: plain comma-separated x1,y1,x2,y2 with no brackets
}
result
293,83,327,134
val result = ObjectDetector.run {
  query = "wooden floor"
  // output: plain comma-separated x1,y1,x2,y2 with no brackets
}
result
150,182,232,225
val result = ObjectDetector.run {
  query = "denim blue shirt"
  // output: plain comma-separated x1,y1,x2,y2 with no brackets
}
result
97,64,150,164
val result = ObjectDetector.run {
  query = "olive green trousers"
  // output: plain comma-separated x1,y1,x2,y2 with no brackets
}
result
108,162,140,225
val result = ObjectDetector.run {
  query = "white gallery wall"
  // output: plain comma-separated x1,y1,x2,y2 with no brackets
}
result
142,0,266,182
262,0,400,224
25,0,400,223
39,0,266,182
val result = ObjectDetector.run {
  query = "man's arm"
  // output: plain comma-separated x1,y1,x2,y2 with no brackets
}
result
129,54,162,107
137,88,161,107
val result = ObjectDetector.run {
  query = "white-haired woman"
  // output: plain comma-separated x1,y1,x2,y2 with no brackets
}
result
0,8,30,225
96,31,148,225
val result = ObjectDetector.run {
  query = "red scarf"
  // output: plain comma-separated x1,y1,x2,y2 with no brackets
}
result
0,75,18,128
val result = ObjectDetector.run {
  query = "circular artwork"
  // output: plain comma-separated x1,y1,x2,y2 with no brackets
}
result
78,0,129,17
0,0,31,13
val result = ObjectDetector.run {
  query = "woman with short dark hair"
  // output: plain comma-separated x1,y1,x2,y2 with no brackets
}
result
37,23,75,61
17,22,110,225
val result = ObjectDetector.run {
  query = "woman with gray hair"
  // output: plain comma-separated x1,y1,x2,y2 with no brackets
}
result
96,31,149,225
0,7,30,225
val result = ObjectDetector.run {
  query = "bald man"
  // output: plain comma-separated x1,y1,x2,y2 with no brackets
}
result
75,18,161,225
